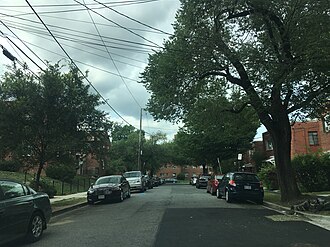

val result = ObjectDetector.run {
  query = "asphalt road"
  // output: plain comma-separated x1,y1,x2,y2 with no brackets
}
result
7,185,330,247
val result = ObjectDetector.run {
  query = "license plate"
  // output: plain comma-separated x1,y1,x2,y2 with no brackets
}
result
98,195,105,199
244,185,251,190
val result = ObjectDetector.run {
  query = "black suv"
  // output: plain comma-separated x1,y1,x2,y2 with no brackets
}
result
216,172,264,204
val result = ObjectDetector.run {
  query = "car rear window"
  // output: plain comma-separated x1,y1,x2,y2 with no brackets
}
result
233,173,259,182
124,172,141,178
96,177,120,185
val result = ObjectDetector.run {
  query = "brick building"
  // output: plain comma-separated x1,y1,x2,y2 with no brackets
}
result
156,164,206,179
255,120,330,162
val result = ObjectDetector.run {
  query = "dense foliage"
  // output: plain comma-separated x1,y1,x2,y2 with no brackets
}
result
141,0,330,201
292,153,330,192
258,164,279,190
0,160,23,172
0,63,110,185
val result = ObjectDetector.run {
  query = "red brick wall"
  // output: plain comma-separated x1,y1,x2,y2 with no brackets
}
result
291,121,330,158
156,164,204,179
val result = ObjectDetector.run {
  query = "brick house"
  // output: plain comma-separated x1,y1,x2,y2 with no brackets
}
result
156,164,206,179
251,120,330,164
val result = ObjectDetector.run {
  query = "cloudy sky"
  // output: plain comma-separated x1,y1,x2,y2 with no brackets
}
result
0,0,182,140
0,0,265,141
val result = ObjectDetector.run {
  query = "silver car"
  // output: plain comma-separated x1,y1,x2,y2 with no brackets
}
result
123,171,146,192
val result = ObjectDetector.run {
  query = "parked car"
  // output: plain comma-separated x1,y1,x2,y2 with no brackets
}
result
144,174,153,189
216,172,264,204
87,175,130,204
123,171,146,192
152,176,161,186
165,178,178,183
206,174,224,195
0,179,52,245
190,176,198,185
196,175,211,189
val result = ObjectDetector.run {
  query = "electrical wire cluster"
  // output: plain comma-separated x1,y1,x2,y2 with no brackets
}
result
0,0,179,135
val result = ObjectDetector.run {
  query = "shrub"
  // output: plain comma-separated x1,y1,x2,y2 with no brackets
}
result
46,163,76,183
0,160,23,172
177,173,186,180
292,153,330,192
257,164,279,190
30,180,57,198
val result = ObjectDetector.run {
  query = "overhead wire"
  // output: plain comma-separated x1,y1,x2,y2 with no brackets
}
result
25,0,139,130
0,20,47,69
73,0,162,49
82,0,143,108
93,0,172,36
0,9,166,35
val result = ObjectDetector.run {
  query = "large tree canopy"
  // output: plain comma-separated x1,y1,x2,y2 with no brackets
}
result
141,0,330,201
0,63,110,184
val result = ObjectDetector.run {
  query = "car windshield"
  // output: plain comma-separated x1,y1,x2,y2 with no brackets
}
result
124,172,141,178
233,173,259,182
95,176,120,185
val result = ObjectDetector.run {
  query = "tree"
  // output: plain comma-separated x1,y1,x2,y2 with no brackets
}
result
0,63,110,186
141,0,330,201
109,126,141,172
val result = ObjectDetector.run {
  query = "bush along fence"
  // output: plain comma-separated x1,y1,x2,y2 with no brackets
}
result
30,178,96,198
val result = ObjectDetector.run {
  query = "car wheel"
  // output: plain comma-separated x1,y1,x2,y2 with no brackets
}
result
225,190,232,203
210,187,214,195
26,212,44,243
118,190,124,202
87,199,94,205
127,188,131,198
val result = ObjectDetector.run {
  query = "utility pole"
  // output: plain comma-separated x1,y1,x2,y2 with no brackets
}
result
138,108,142,171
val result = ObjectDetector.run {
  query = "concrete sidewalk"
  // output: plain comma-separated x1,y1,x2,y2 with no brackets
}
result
50,192,87,216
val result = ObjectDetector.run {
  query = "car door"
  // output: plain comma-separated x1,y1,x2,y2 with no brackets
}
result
0,181,34,244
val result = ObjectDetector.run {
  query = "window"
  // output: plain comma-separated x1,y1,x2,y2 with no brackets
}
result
266,140,273,150
0,181,26,199
308,131,319,145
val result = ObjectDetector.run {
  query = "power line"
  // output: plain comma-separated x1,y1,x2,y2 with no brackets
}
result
0,20,47,68
25,0,138,130
93,0,172,36
73,0,162,49
83,0,142,108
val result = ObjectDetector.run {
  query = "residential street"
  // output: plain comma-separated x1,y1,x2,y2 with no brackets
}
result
8,185,330,247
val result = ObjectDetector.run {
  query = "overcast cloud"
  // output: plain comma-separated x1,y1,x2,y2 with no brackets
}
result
0,0,182,140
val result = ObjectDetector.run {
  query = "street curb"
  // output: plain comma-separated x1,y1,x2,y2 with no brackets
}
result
263,201,330,221
52,202,88,217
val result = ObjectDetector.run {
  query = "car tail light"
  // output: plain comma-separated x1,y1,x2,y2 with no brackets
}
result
229,180,236,186
214,180,219,186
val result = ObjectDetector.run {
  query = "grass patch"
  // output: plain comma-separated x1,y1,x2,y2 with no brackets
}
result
0,171,95,196
52,197,86,207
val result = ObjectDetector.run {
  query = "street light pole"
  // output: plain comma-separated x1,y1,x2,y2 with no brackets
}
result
138,108,142,171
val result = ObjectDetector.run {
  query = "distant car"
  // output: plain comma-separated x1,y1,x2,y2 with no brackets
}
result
87,175,130,204
196,175,211,189
216,172,264,204
0,180,52,245
190,176,198,185
152,176,161,186
144,174,153,189
123,171,146,192
206,174,224,195
165,178,178,183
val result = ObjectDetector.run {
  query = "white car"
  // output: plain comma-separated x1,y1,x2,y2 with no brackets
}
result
123,171,146,192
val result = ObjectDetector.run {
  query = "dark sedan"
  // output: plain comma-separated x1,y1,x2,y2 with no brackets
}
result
217,172,264,204
196,175,211,189
0,179,52,245
87,175,130,204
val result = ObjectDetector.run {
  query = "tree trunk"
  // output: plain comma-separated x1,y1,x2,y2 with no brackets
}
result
267,111,301,202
